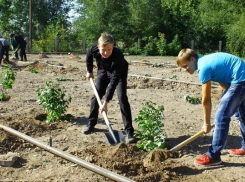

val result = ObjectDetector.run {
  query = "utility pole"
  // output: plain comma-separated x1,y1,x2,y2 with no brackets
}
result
29,0,32,51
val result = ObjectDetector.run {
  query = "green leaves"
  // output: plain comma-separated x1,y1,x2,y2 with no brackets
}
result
135,101,165,152
184,95,201,104
29,68,40,74
0,93,6,100
0,64,16,90
36,80,72,123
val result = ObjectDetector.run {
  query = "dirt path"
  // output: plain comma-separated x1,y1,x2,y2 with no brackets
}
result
0,54,244,182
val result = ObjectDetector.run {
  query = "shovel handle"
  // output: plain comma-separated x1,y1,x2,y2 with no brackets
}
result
89,78,110,126
170,123,215,152
89,78,118,144
89,78,118,143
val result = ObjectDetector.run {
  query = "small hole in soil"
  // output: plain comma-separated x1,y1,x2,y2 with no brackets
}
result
35,114,47,121
0,96,11,101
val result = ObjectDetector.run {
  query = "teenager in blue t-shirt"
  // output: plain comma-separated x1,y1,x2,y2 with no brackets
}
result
177,48,245,166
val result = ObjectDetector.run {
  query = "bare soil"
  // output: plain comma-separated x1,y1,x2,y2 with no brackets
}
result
0,53,244,182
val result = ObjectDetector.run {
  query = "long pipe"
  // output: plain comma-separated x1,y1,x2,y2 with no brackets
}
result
129,61,177,67
128,74,219,88
0,124,135,182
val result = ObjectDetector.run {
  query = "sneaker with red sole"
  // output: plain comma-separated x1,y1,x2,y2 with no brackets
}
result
194,154,222,166
228,148,245,156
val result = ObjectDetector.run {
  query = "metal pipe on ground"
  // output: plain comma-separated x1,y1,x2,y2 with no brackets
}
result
0,124,135,182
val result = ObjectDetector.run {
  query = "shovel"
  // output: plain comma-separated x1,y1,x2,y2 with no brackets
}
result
89,78,126,145
170,123,215,152
10,49,18,60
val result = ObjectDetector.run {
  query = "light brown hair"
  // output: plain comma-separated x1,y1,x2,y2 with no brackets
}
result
98,32,114,47
176,48,198,66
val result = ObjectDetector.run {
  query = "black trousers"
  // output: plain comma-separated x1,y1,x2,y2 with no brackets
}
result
14,48,19,59
88,63,134,134
20,45,27,61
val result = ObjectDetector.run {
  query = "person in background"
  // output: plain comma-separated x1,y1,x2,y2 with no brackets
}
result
9,33,27,61
176,48,245,166
0,34,10,64
10,37,19,60
83,32,135,143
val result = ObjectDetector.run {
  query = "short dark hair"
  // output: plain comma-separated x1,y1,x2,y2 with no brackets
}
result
10,33,15,38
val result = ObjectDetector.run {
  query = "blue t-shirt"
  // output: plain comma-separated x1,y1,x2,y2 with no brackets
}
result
197,52,245,84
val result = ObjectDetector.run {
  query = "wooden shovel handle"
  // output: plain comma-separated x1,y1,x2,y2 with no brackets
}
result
170,123,215,152
89,78,110,126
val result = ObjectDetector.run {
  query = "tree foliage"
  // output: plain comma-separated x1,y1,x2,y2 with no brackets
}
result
1,0,245,55
0,0,72,38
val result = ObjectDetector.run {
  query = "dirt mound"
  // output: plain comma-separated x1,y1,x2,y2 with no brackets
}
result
22,61,80,75
24,61,49,70
128,77,163,89
143,149,178,170
68,53,81,60
70,143,182,181
37,54,49,58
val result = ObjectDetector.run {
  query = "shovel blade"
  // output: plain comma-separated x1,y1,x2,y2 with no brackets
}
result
104,130,126,146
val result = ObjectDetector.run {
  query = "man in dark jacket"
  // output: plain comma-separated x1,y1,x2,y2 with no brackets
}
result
10,33,27,61
83,32,135,143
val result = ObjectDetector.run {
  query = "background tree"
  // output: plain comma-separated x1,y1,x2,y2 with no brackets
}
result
160,0,200,47
0,0,73,51
0,0,29,36
2,0,245,55
74,0,130,47
127,0,164,46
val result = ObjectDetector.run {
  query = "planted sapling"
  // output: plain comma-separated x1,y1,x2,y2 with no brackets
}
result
36,80,72,123
0,64,17,101
135,100,166,152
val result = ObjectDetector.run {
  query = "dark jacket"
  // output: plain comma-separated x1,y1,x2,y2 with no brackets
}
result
11,39,18,49
15,34,26,49
86,43,127,101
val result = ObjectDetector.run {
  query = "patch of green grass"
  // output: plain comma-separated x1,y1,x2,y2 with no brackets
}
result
184,95,201,104
169,75,177,79
30,68,40,73
56,77,74,81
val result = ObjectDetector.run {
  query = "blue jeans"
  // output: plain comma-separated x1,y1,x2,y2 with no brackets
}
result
207,82,245,159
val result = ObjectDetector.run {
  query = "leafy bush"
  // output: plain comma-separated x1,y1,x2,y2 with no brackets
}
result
135,101,166,152
0,64,17,89
0,64,17,100
126,34,181,56
226,14,245,57
125,42,142,55
156,32,167,56
166,34,181,56
142,36,158,56
36,80,72,123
